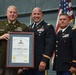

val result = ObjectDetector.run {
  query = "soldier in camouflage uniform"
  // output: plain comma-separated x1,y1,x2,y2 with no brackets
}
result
0,5,28,75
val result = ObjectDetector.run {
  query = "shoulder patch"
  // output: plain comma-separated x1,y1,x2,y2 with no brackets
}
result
0,20,5,22
47,23,51,26
72,25,76,30
0,20,5,24
1,20,4,21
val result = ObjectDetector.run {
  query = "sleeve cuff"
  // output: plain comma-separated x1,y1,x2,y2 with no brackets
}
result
42,54,50,63
42,54,51,59
72,60,76,68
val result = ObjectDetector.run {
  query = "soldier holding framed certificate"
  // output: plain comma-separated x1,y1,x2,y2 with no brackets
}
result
0,5,28,75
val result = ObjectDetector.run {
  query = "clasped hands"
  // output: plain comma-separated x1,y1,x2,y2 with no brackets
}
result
18,61,46,74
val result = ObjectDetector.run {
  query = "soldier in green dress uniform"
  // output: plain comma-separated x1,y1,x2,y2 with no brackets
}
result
0,5,28,75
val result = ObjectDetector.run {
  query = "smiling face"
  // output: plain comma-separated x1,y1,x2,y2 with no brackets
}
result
31,7,43,23
59,14,70,29
6,6,18,22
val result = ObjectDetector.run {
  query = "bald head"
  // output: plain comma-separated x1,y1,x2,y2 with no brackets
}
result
31,7,43,23
32,7,43,14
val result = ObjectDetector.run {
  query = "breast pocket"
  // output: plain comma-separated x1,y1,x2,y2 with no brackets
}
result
62,38,70,44
36,31,45,37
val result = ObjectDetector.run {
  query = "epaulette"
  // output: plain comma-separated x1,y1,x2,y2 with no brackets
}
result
72,25,76,30
20,22,27,26
47,23,51,26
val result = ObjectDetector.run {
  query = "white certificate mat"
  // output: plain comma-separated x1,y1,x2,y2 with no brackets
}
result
12,37,29,63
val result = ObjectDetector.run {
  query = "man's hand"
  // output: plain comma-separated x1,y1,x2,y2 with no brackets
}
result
18,69,23,74
0,34,10,40
39,61,46,71
17,68,28,74
69,67,76,73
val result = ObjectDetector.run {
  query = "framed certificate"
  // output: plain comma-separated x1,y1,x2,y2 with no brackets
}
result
6,32,34,68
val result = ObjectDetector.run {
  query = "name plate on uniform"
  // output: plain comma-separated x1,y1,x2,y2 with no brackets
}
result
6,32,34,68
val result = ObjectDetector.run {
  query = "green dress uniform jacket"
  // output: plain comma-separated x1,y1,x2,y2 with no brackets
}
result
28,20,55,69
53,26,76,71
0,20,28,67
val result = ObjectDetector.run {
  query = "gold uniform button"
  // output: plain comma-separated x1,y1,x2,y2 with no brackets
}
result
56,55,58,57
56,41,58,43
56,45,58,47
56,50,58,52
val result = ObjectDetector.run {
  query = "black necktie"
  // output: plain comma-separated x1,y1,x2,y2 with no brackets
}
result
58,30,62,35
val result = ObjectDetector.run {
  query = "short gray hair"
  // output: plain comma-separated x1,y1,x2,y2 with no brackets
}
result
7,5,18,12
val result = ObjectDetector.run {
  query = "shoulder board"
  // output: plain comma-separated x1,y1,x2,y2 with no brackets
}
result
47,23,52,26
20,22,27,26
72,25,76,30
20,22,24,24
